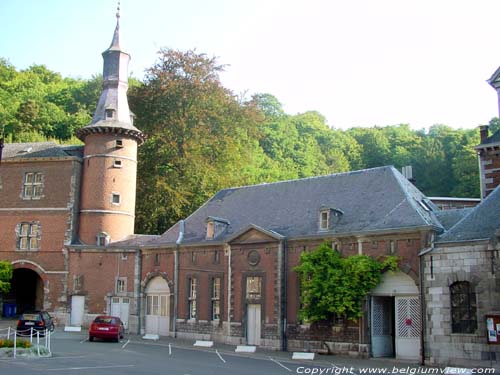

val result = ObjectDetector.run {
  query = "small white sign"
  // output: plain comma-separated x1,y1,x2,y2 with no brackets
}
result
64,326,82,332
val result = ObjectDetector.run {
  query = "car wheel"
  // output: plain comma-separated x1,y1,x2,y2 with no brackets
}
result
89,336,94,342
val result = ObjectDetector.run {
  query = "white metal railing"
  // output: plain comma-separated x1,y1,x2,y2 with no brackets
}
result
0,326,52,358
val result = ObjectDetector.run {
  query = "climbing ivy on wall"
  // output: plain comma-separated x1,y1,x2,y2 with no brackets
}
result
294,243,398,322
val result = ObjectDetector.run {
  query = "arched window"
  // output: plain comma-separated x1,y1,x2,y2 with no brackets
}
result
450,281,477,333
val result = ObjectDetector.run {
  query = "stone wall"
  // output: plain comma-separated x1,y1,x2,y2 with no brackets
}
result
423,241,500,367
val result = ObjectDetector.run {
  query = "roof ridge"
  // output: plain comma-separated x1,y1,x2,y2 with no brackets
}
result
219,165,393,192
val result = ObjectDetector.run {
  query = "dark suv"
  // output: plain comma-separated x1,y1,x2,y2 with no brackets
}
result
17,311,55,336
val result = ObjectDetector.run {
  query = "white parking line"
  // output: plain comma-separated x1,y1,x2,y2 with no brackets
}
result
269,357,292,372
44,365,135,371
215,349,226,363
169,343,172,355
122,339,130,349
79,338,88,344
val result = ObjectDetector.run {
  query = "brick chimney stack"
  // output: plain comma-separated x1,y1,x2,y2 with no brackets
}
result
479,125,489,143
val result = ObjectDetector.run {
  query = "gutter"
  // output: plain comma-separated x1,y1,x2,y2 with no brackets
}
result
136,249,143,334
173,220,184,338
281,238,288,351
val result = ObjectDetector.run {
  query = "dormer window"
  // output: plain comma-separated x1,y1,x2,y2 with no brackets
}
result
130,112,136,126
205,216,230,240
319,210,329,231
105,108,115,120
319,207,344,231
206,221,215,239
97,232,110,247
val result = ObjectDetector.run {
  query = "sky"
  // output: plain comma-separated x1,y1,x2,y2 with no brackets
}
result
1,0,500,130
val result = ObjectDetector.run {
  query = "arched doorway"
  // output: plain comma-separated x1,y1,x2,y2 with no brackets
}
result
8,268,44,314
144,276,170,336
370,271,420,360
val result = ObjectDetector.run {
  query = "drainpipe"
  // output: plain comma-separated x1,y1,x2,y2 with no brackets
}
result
281,238,288,352
418,233,434,366
226,243,232,339
136,249,142,335
174,220,184,338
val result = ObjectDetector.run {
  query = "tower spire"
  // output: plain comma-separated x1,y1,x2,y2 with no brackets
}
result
110,1,121,48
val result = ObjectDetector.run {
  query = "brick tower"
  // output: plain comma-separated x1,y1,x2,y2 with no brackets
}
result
76,8,145,245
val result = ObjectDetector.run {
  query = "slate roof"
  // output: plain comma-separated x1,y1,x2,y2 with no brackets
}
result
434,208,473,230
2,142,83,160
437,184,500,243
477,129,500,147
150,166,443,246
110,234,160,247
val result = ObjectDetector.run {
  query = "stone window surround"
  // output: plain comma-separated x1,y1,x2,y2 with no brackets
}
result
116,277,127,294
209,274,224,321
186,274,198,321
21,171,44,200
16,221,41,251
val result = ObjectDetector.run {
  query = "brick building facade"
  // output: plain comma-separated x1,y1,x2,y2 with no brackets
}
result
1,9,500,366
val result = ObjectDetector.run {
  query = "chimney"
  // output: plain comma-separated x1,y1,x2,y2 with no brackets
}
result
402,165,416,184
479,125,489,143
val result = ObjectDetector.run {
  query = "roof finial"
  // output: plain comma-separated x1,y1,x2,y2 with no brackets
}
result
109,0,121,48
116,0,121,20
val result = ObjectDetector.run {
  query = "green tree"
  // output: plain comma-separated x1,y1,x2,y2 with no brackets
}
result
294,243,398,322
0,261,13,293
129,49,263,234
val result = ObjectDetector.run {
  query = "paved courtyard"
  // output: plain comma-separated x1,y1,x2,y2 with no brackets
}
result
0,324,435,375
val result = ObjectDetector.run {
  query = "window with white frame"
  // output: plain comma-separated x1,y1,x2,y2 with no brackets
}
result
211,277,221,320
97,232,110,247
319,210,329,230
188,278,197,319
17,222,40,250
113,159,122,168
111,193,121,205
23,172,43,199
116,278,127,294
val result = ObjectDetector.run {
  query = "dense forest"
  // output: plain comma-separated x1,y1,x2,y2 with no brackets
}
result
1,51,497,234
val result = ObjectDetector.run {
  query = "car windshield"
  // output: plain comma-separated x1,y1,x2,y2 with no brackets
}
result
20,313,41,321
94,317,117,324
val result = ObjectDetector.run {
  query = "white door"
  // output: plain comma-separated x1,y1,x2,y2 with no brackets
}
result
247,304,261,346
70,295,85,326
145,277,170,336
371,296,394,357
395,296,421,360
111,297,130,329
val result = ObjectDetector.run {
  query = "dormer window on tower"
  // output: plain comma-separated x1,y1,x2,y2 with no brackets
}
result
97,232,110,247
206,217,230,240
105,105,116,120
115,139,124,148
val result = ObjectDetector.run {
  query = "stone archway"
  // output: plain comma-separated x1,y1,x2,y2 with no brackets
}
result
6,268,44,315
370,271,421,360
144,276,171,336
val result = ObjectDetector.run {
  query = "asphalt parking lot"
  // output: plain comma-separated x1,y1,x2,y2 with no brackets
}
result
0,327,431,375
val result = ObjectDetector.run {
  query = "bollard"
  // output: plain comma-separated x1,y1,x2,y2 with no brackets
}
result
7,327,10,340
37,331,40,357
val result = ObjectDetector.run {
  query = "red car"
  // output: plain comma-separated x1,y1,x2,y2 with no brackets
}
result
88,316,125,342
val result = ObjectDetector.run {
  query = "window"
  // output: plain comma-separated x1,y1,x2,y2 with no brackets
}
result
111,193,121,205
211,277,221,320
246,276,262,300
115,139,124,148
17,222,40,250
113,159,122,168
116,278,127,294
188,278,197,319
154,253,160,266
23,172,43,199
213,250,220,264
191,251,196,264
105,108,115,119
97,232,110,246
450,281,477,333
206,221,214,239
319,210,329,230
147,294,167,317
